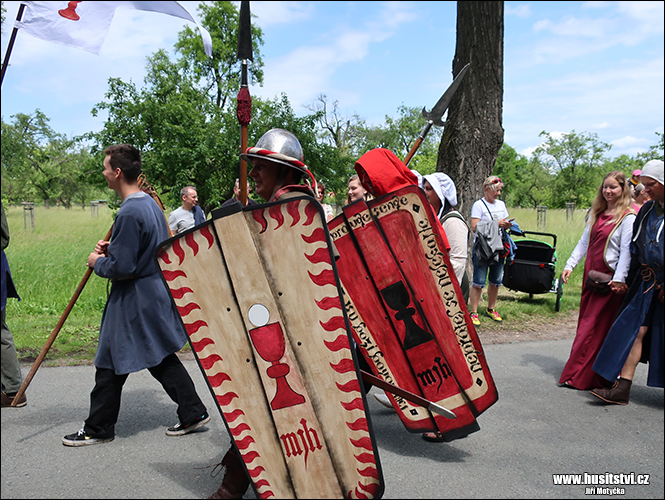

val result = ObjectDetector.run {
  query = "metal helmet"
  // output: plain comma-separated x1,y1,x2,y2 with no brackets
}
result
240,128,307,175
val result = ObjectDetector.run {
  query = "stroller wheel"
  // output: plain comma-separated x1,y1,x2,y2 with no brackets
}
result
555,274,564,312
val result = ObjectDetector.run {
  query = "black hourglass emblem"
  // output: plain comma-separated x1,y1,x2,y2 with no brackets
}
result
381,281,433,350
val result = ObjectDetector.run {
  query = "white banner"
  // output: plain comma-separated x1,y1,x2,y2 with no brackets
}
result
15,1,212,57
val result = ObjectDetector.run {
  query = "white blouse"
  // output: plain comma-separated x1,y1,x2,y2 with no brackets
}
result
564,212,636,283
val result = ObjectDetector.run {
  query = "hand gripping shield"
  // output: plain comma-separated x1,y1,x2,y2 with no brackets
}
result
155,198,383,499
328,185,498,441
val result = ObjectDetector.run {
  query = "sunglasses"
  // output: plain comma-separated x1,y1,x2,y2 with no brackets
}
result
491,178,502,184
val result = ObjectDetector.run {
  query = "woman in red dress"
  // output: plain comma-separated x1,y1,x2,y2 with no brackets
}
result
559,171,636,390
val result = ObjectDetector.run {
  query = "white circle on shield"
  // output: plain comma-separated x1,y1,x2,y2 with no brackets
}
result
248,304,270,328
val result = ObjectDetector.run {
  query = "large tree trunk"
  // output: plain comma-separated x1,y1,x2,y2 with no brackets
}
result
438,1,504,222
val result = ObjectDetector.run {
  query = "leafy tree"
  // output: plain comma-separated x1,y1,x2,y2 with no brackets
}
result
494,144,552,208
533,130,611,208
1,110,95,207
304,94,365,158
174,1,264,110
83,2,266,213
636,131,664,163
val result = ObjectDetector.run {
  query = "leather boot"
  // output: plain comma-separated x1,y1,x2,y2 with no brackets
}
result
590,378,632,405
208,448,250,499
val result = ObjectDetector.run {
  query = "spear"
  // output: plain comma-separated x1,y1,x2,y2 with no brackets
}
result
236,1,253,206
403,63,470,167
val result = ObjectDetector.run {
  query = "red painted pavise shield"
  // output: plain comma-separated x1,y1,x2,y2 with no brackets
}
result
328,185,498,441
155,198,383,499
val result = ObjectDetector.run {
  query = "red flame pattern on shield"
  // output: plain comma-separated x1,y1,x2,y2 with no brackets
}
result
158,200,380,498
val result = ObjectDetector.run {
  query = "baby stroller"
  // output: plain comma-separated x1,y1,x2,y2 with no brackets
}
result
502,230,563,312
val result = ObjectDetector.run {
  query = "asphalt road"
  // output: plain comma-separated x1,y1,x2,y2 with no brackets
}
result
2,338,663,499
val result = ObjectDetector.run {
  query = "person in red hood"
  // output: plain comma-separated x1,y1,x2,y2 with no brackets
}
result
354,148,450,251
355,148,419,196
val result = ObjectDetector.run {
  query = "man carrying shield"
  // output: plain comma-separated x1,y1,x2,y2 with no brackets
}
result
210,128,322,499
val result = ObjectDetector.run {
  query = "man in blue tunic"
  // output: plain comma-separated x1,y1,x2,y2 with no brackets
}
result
591,159,664,405
63,144,210,446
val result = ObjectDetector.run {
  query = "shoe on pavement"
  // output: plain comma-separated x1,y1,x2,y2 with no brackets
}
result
590,378,631,405
1,391,27,408
373,393,393,409
62,429,114,447
470,313,480,326
486,308,503,322
422,431,445,443
166,413,211,436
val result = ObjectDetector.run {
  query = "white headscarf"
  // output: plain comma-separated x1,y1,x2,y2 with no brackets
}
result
410,169,424,189
423,172,458,219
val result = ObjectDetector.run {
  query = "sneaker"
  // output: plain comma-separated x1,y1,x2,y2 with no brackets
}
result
470,313,480,326
1,391,27,408
62,429,114,447
486,308,503,322
166,413,211,436
373,393,393,409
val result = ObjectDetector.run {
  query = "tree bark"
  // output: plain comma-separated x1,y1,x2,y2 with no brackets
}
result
438,1,504,222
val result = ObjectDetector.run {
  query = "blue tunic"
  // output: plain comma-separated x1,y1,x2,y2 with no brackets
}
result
593,201,664,388
94,192,187,375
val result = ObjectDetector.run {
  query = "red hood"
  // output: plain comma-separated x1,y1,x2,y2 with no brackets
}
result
355,148,418,197
354,148,450,252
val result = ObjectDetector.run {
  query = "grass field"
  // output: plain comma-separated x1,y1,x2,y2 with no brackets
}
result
3,204,588,366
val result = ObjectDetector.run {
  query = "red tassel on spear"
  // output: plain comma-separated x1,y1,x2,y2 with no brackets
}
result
236,1,253,206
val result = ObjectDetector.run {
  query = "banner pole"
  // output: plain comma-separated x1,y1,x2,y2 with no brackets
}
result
1,3,26,87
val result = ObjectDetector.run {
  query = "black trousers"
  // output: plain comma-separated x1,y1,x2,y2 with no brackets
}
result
84,353,207,438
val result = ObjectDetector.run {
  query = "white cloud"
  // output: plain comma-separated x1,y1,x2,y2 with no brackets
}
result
527,2,664,65
533,16,613,38
594,122,611,129
520,145,539,157
610,135,649,149
249,1,314,28
506,4,533,18
616,1,664,35
252,2,419,110
372,1,418,30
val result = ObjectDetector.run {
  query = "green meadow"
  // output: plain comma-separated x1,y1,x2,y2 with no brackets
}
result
3,204,588,366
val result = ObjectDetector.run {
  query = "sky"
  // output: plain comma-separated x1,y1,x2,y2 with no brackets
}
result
1,1,663,160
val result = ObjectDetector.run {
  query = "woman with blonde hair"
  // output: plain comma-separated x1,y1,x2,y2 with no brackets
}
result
559,170,636,390
469,176,512,325
346,174,373,205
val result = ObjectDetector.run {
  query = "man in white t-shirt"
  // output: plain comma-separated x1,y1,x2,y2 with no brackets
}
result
469,176,512,326
168,186,205,235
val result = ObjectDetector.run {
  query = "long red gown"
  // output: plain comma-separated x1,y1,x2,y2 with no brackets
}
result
559,212,626,390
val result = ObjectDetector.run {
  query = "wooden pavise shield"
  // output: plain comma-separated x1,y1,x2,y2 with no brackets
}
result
155,198,383,499
328,185,498,441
